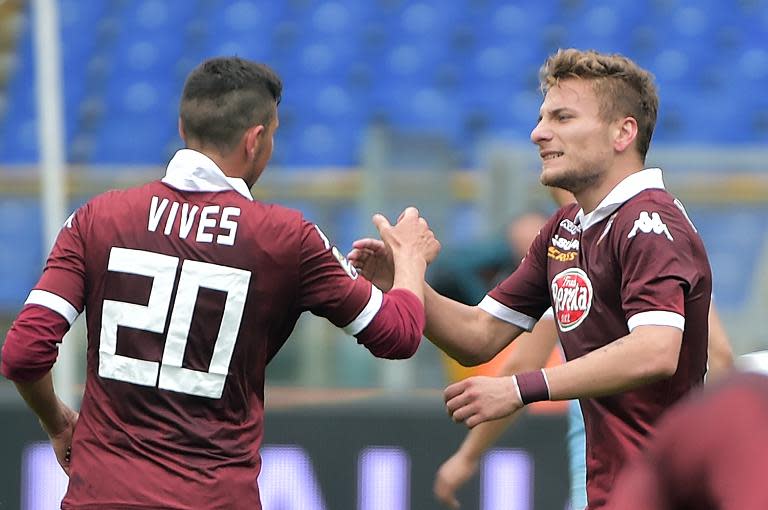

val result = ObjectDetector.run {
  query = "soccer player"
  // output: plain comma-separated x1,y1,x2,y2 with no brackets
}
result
350,48,712,509
0,57,439,509
433,190,734,510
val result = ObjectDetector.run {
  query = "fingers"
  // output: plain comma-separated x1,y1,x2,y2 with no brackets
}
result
372,213,392,232
444,379,467,402
398,206,419,222
351,238,386,251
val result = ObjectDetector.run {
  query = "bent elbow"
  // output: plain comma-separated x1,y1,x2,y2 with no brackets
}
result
452,345,497,367
643,346,680,381
386,333,421,360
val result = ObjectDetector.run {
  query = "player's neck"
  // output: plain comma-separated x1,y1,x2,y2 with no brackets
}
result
576,161,645,213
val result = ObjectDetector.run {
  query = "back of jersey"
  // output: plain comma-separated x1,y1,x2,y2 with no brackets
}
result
56,180,285,508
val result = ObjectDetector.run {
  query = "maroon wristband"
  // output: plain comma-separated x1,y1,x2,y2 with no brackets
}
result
516,369,550,404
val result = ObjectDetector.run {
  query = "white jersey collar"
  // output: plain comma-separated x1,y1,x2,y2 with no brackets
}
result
575,168,665,230
161,149,254,201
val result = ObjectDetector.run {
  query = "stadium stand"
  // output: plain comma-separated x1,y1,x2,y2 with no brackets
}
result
2,0,767,167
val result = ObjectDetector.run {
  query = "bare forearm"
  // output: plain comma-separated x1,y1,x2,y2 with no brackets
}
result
391,252,427,304
14,371,69,435
424,285,505,365
544,326,682,401
706,305,733,381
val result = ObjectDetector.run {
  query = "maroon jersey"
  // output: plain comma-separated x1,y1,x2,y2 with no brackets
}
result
608,371,768,510
479,169,711,509
1,149,423,509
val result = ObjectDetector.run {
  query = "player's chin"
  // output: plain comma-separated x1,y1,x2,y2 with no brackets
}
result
539,167,561,187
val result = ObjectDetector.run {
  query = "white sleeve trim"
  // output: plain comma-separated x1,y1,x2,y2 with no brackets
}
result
25,289,80,325
511,375,523,402
478,295,537,332
627,310,685,332
344,285,384,336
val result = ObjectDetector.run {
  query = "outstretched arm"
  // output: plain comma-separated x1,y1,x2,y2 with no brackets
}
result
350,237,526,366
434,318,559,509
446,324,682,427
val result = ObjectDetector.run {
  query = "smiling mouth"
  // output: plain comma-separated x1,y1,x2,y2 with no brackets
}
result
542,152,564,161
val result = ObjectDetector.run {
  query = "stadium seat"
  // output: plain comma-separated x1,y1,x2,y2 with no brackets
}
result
0,198,42,308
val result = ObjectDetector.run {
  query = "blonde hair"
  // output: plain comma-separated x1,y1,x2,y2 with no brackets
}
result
539,48,659,160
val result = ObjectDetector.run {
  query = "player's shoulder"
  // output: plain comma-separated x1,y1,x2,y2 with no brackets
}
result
616,189,690,223
547,202,581,235
241,200,304,225
614,189,696,241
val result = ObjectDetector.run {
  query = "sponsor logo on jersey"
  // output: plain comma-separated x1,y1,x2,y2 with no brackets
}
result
63,211,76,228
551,234,579,251
315,225,358,280
559,218,580,234
627,211,673,241
548,246,578,262
551,267,593,331
332,245,359,280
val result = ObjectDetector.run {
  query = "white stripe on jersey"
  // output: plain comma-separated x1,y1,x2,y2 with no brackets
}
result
344,286,383,336
25,289,80,325
478,295,537,332
627,310,685,332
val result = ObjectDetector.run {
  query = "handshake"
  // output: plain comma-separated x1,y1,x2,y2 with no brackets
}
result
347,207,441,292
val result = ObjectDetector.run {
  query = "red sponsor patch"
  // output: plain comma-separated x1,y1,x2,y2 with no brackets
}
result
550,268,593,331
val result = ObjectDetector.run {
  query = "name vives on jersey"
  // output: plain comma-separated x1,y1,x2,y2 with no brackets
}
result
148,196,241,245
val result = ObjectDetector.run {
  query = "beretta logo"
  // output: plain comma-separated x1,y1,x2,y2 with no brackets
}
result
551,267,593,332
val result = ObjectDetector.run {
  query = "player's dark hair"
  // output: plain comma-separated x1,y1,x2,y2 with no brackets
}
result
180,56,282,154
539,48,658,161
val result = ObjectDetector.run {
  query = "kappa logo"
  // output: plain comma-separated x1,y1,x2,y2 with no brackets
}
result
63,211,76,228
551,267,593,332
627,211,673,241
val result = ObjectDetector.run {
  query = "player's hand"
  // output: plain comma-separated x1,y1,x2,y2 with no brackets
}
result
434,452,479,509
374,207,440,263
42,404,79,476
388,207,441,264
348,238,394,291
349,207,441,289
444,376,522,428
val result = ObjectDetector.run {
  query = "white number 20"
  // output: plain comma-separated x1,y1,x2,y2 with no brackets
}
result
98,247,251,399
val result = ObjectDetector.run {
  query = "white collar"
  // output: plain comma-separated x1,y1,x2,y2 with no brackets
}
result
161,149,253,201
575,168,665,230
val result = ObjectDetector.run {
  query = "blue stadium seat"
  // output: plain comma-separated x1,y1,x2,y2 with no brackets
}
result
1,0,767,167
0,199,43,309
689,206,768,311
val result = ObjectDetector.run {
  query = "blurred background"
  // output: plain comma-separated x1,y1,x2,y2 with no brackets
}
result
1,0,768,508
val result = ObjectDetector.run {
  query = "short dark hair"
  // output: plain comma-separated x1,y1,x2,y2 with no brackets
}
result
539,49,658,161
180,57,282,153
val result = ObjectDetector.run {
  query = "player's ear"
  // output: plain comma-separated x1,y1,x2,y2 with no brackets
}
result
243,124,265,159
614,116,638,153
178,118,186,143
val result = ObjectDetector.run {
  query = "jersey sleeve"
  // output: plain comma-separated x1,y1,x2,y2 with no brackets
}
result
295,220,424,358
1,207,88,381
33,206,89,315
615,199,704,331
296,220,381,333
480,213,557,331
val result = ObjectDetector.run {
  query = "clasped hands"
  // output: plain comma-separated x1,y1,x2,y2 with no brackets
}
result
348,208,523,429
